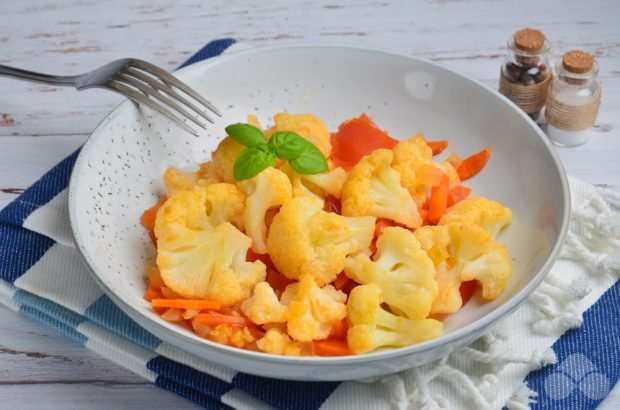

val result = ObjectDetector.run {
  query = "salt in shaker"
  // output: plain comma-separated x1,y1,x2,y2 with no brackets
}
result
545,50,601,146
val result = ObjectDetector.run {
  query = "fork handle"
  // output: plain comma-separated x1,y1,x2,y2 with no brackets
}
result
0,64,79,87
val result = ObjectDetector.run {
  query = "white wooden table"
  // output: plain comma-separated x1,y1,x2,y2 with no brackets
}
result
0,1,618,408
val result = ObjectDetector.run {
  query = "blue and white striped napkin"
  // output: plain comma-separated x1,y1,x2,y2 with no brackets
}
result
0,39,618,410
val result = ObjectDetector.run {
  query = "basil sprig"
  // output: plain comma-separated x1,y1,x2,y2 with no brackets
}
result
225,123,328,181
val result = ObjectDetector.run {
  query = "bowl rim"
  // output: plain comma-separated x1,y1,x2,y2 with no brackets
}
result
68,43,570,366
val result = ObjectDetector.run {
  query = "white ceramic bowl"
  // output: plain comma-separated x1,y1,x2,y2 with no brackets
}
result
68,45,569,381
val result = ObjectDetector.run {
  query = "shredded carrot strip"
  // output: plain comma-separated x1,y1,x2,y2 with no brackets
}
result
426,140,449,155
447,185,472,207
151,299,221,311
457,147,492,180
314,339,353,356
428,175,449,225
140,196,167,244
143,285,162,302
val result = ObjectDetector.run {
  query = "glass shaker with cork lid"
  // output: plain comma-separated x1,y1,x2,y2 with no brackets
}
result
499,28,552,121
545,50,601,146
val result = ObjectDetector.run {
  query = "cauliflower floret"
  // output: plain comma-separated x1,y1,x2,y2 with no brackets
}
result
210,137,245,183
163,166,219,195
347,284,443,354
208,325,257,349
344,227,438,319
280,274,346,342
391,134,434,204
155,190,266,304
204,183,246,230
238,168,292,254
280,162,347,200
155,184,245,232
414,223,513,314
341,149,421,228
240,282,288,325
256,327,304,356
440,196,513,238
266,112,332,158
246,114,263,129
267,196,375,285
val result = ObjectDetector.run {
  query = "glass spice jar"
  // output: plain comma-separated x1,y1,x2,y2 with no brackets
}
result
545,50,601,146
499,28,552,121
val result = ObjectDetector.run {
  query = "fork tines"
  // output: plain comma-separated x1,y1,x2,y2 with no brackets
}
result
110,59,220,136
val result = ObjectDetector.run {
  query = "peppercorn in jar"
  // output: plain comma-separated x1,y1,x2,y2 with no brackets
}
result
499,28,552,121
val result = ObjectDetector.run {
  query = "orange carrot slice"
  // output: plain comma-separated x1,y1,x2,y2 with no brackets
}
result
143,285,162,302
426,140,449,155
428,175,449,225
314,339,353,356
193,312,253,327
419,165,445,187
457,147,492,180
151,299,221,311
447,185,472,207
161,308,184,322
140,196,167,244
418,207,429,225
330,113,398,171
146,265,165,288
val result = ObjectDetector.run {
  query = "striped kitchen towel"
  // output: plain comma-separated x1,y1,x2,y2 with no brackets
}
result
0,39,618,410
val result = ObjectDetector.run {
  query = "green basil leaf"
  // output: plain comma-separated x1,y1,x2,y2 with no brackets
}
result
233,145,276,181
268,131,308,160
288,143,329,175
225,123,266,147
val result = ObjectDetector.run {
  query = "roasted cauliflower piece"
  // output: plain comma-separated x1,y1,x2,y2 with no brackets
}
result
256,327,304,356
440,196,513,238
240,282,288,325
414,223,513,314
163,166,219,195
346,284,443,354
341,149,421,228
209,137,245,183
154,189,265,304
266,112,332,158
280,274,347,342
267,196,375,285
204,183,246,230
238,167,293,254
159,184,244,231
344,227,438,320
391,134,435,205
280,163,347,200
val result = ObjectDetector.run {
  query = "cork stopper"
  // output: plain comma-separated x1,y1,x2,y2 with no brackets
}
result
562,50,594,74
514,28,546,52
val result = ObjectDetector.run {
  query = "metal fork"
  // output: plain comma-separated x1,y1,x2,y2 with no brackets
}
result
0,59,220,136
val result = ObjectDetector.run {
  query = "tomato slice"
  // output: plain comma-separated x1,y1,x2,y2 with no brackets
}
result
331,113,398,171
